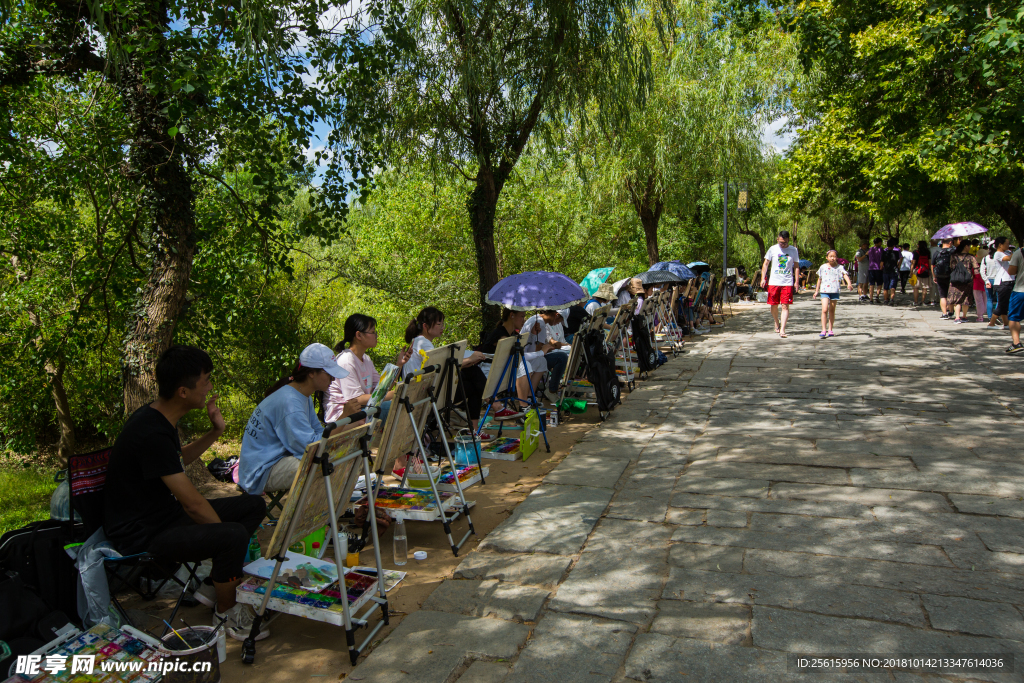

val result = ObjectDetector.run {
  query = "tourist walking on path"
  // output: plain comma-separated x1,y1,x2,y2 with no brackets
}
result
912,241,932,306
899,243,913,294
987,237,1013,329
946,241,978,324
813,250,854,338
882,238,902,305
932,238,955,318
1005,247,1024,353
973,261,988,323
867,238,885,303
760,230,800,338
854,241,870,301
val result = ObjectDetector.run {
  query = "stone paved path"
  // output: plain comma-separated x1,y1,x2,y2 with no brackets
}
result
348,299,1024,683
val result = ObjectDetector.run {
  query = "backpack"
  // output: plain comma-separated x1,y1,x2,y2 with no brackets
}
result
882,248,901,271
916,252,930,276
950,255,973,285
583,330,621,412
933,247,954,278
0,519,81,623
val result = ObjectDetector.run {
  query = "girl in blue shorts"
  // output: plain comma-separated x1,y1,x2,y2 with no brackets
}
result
814,250,855,338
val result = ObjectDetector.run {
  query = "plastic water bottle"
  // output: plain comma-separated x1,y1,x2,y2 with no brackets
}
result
393,518,408,566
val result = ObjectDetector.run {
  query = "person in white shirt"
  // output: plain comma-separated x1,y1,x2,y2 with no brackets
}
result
812,250,854,338
987,236,1013,328
522,311,570,402
759,230,801,338
899,243,914,294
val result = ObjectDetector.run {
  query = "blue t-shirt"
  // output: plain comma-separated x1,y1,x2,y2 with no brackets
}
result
238,385,321,494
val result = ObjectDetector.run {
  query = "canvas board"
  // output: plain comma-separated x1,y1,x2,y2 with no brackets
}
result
265,423,372,558
421,339,468,414
481,334,519,400
372,371,439,474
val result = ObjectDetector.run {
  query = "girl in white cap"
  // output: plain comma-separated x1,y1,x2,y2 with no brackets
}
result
237,343,350,496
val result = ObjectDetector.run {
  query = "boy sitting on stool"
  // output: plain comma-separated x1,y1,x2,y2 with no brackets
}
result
103,346,269,641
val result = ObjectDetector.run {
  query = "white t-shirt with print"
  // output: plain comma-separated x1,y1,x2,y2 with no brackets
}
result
765,245,800,286
817,264,848,294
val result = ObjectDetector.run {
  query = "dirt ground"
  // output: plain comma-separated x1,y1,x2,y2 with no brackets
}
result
123,410,606,681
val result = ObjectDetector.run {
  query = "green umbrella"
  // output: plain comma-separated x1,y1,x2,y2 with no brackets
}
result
579,267,615,296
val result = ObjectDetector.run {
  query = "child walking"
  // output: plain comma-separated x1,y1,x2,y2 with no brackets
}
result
813,250,854,338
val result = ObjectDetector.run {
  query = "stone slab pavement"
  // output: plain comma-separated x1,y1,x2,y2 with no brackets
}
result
348,298,1024,682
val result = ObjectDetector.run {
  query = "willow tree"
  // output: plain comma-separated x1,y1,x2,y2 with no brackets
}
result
591,0,795,265
1,0,407,420
337,0,650,331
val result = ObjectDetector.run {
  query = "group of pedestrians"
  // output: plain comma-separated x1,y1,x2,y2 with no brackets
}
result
759,230,1024,353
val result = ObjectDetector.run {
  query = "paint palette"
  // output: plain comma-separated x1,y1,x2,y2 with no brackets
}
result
437,465,489,491
364,487,468,521
4,622,163,683
236,571,381,627
480,437,520,461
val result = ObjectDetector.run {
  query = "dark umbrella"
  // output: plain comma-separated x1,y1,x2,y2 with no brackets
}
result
635,270,680,286
650,260,697,281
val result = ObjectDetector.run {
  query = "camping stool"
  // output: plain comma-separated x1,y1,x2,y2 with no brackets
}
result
236,484,287,527
68,447,201,635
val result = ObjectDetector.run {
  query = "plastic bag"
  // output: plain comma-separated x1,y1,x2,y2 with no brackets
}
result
49,475,82,522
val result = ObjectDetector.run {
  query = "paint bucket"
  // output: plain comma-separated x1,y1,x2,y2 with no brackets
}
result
453,434,481,467
158,625,221,682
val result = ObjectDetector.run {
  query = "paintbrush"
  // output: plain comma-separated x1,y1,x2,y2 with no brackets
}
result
162,620,190,648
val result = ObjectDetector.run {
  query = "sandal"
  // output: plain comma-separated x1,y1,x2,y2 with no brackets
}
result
779,332,787,338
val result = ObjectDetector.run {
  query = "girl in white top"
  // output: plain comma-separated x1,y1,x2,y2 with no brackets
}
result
812,250,854,338
402,307,493,437
323,314,412,424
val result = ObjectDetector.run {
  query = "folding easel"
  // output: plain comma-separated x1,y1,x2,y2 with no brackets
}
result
370,366,477,556
416,340,485,484
605,298,636,392
240,416,386,666
653,289,685,355
476,332,550,453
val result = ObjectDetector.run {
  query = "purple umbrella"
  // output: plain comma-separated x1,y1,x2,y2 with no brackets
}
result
486,271,588,311
932,221,988,239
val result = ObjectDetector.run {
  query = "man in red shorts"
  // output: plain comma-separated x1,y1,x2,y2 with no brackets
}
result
760,230,801,338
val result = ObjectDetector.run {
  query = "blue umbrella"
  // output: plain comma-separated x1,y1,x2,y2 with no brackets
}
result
650,260,697,281
687,262,712,275
687,261,709,267
798,259,812,268
486,271,588,311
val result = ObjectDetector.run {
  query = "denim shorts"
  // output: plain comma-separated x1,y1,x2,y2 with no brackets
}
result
820,292,839,301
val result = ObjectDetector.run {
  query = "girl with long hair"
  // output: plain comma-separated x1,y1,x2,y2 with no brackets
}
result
403,306,495,439
323,314,412,424
238,343,349,496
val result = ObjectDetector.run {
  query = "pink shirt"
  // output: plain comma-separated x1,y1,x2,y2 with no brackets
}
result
324,349,380,423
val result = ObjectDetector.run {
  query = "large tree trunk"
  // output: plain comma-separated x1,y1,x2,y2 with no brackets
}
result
738,228,766,259
118,15,197,415
994,201,1024,248
468,167,504,337
626,174,663,266
45,359,76,466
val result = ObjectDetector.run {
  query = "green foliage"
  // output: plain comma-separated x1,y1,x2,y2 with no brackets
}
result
777,0,1024,240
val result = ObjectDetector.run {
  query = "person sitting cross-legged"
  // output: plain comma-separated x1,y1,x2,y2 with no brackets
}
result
103,345,270,642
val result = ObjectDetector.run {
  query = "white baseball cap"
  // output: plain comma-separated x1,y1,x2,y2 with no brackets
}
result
299,343,348,378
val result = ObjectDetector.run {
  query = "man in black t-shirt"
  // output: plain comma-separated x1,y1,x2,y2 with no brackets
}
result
104,346,269,642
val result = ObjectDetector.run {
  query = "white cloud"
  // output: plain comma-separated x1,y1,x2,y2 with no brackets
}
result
760,116,795,155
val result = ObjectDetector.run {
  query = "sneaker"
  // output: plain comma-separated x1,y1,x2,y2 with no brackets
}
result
493,408,524,421
392,467,405,479
543,388,560,403
477,432,497,443
819,331,827,339
192,580,217,609
953,318,964,324
940,313,950,319
218,603,270,642
827,331,835,337
1007,343,1024,354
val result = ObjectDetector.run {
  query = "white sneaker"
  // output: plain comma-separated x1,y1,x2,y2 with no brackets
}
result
192,581,217,609
543,388,560,404
217,603,270,642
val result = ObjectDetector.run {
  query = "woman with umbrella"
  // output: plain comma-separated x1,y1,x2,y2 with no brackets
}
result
946,241,981,324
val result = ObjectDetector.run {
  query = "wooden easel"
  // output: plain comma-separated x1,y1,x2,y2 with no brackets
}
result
240,415,387,666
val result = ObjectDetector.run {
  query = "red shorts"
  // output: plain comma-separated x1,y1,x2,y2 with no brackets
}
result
767,285,794,305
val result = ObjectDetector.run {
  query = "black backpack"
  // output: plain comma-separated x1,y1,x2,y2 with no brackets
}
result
0,519,81,624
583,330,622,412
632,320,658,373
933,247,954,278
950,256,973,285
883,248,901,271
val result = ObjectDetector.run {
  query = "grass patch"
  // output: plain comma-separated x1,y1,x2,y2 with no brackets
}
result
0,467,59,536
